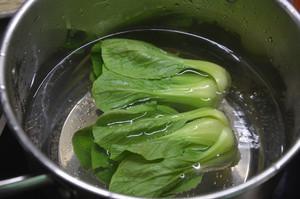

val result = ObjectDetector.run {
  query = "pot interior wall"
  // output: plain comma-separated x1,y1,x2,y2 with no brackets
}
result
1,0,300,197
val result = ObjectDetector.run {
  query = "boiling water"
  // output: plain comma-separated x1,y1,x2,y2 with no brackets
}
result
24,29,285,196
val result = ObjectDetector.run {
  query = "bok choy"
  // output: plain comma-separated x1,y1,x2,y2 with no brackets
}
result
90,38,231,112
72,38,239,197
72,102,239,197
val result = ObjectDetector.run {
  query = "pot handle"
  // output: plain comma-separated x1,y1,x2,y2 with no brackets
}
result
0,174,54,197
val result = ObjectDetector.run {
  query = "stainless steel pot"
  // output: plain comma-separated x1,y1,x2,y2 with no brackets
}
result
0,0,300,198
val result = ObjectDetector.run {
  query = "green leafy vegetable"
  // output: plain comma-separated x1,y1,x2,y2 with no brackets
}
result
96,106,238,197
72,125,117,183
92,102,187,160
90,43,103,80
71,38,239,198
73,103,239,197
90,38,231,111
100,39,230,92
92,68,222,112
72,126,94,170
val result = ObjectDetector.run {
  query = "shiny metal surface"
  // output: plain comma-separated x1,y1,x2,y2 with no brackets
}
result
0,0,300,198
0,18,7,136
0,174,53,197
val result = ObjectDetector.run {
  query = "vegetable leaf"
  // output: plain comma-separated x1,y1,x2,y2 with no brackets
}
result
100,38,231,92
125,118,226,161
109,154,193,197
92,68,222,112
162,172,203,198
91,143,110,169
72,126,94,170
90,43,103,78
92,102,187,160
94,163,118,184
101,38,184,80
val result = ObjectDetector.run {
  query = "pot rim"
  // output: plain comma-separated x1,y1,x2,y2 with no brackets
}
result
1,0,300,198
